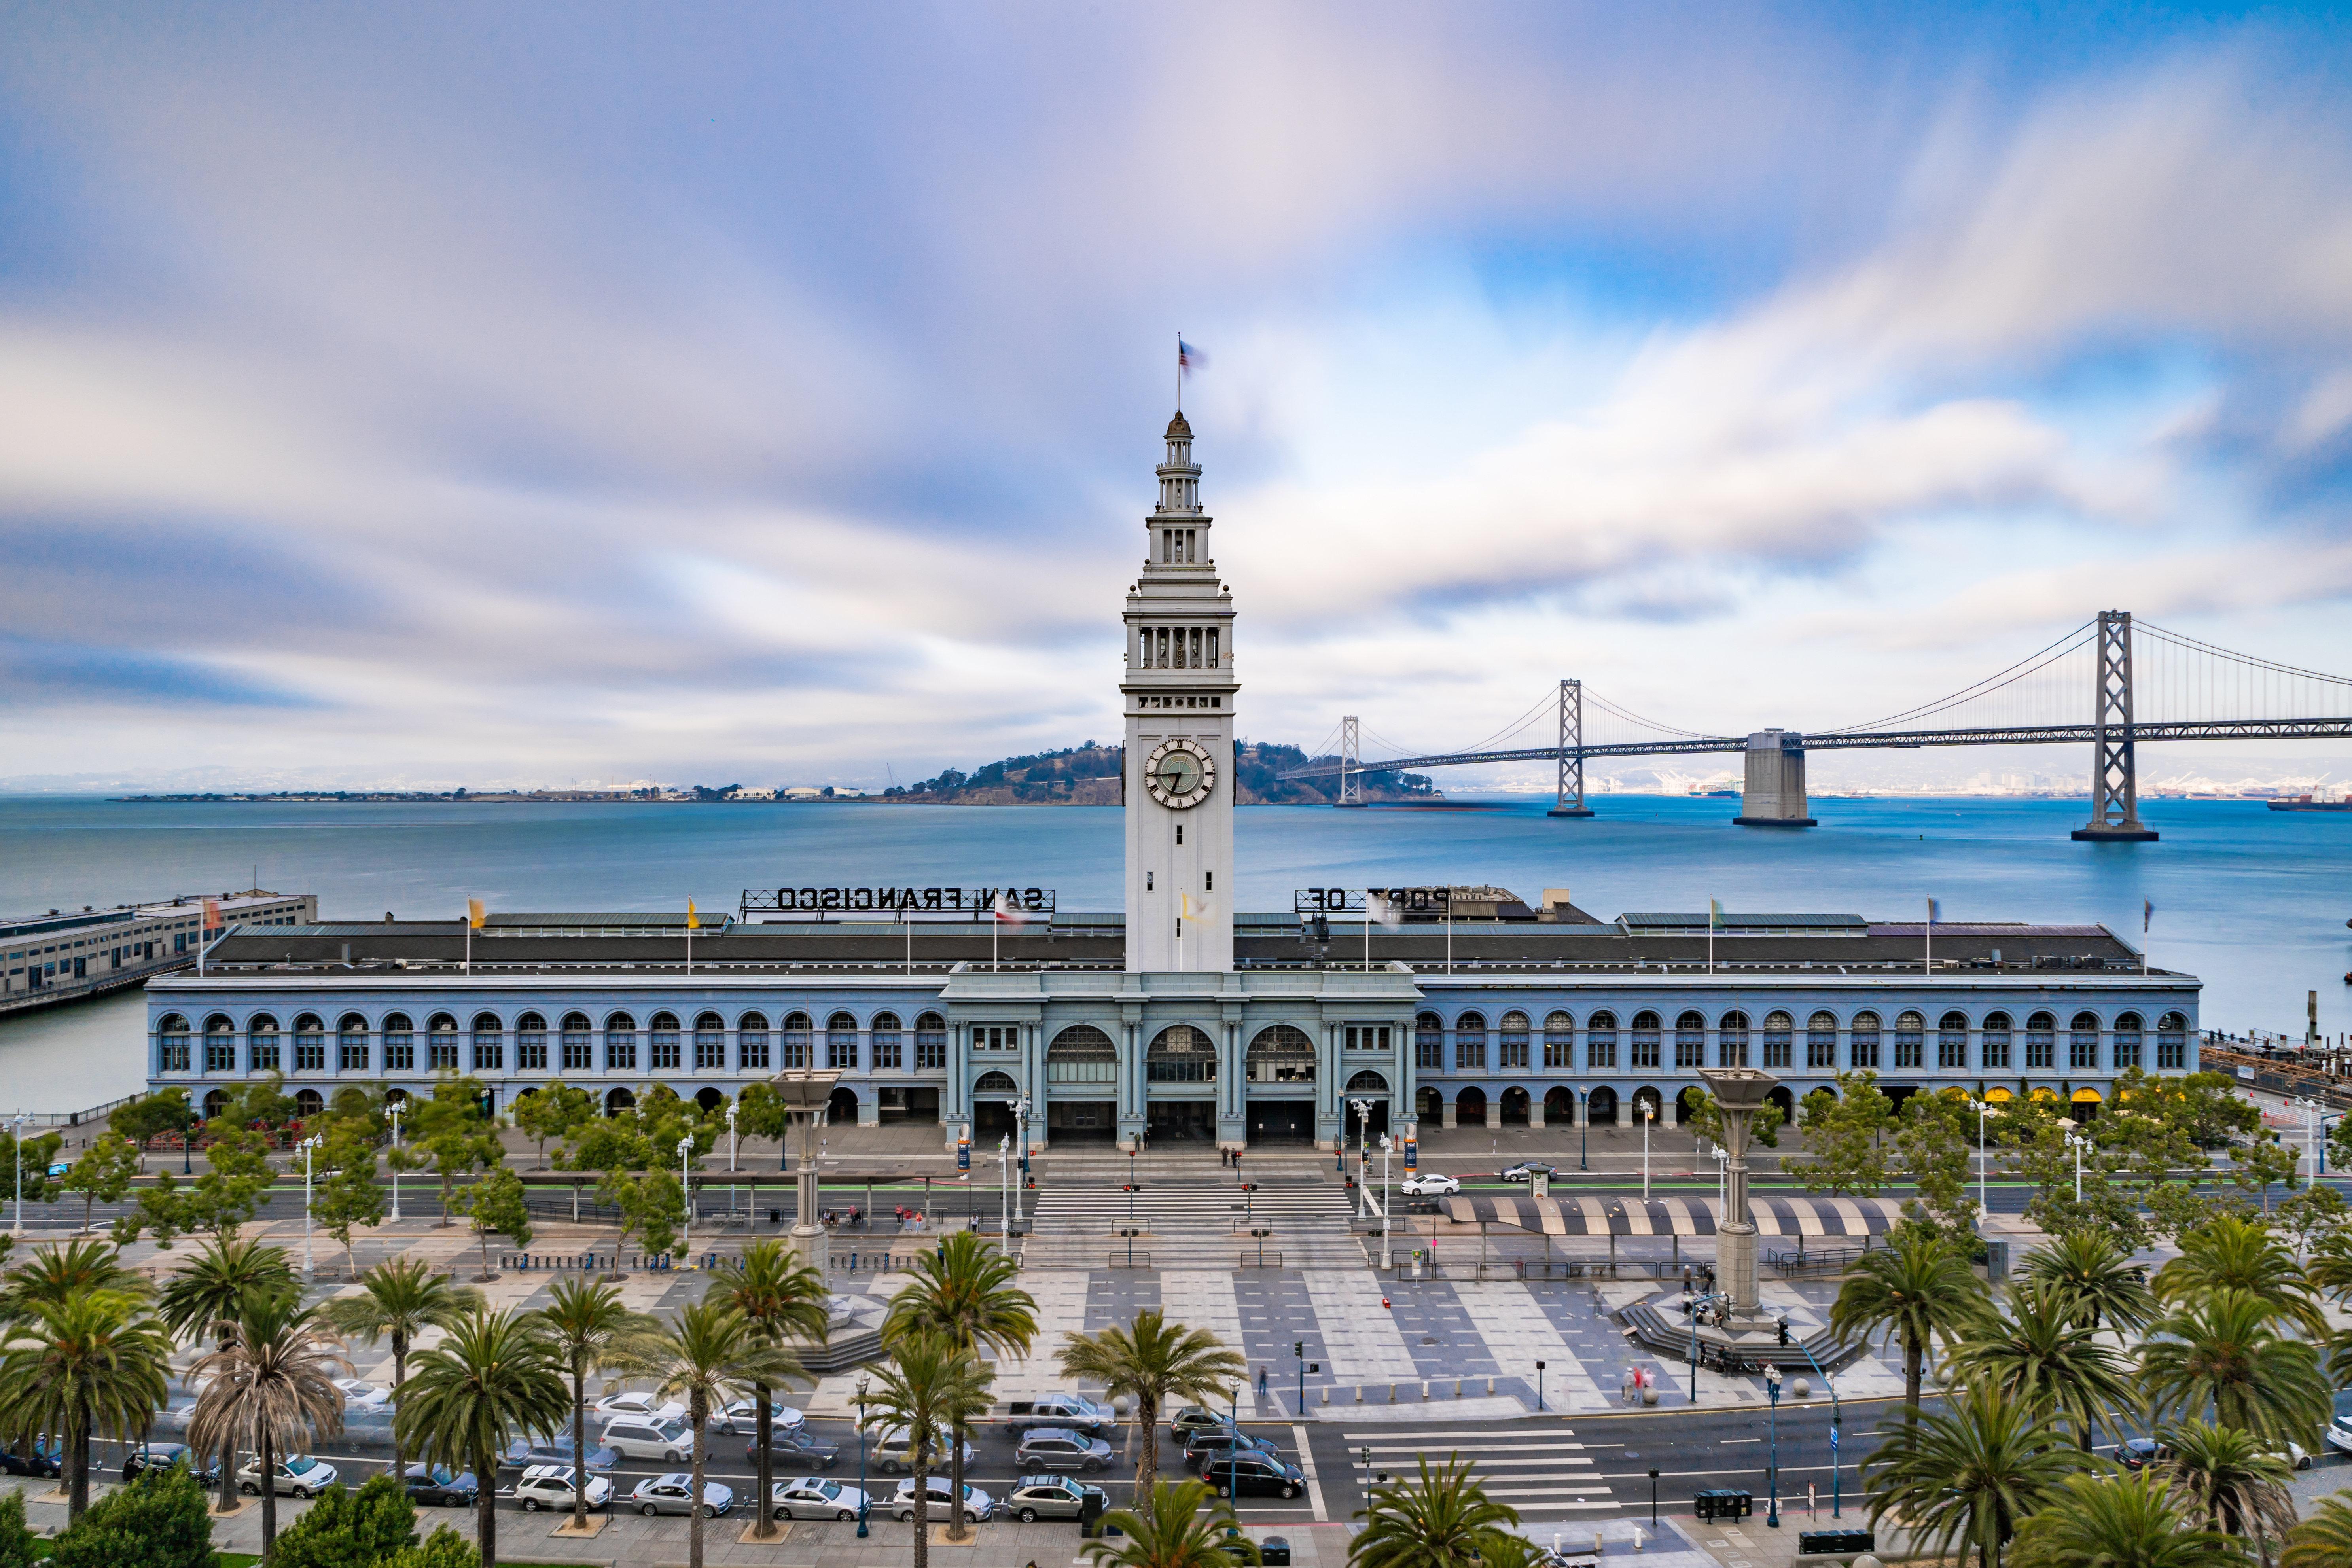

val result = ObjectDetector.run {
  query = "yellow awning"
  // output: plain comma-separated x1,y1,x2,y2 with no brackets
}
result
2072,1087,2104,1102
1983,1087,2014,1102
2029,1087,2060,1101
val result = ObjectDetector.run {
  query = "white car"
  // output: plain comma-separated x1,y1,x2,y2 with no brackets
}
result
870,1424,977,1474
237,1454,338,1498
591,1391,687,1424
2280,1441,2315,1471
513,1464,613,1512
892,1475,994,1524
772,1476,869,1521
1400,1173,1460,1197
708,1398,804,1434
2327,1415,2352,1456
600,1415,697,1464
335,1379,392,1413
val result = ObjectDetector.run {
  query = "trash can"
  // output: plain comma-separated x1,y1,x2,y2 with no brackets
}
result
1693,1489,1753,1523
1799,1530,1875,1556
1261,1537,1293,1566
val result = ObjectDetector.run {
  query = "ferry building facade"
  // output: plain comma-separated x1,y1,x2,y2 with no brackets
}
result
146,416,2201,1148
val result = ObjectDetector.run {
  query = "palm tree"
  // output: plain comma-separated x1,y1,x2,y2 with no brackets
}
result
2159,1420,2297,1568
395,1307,569,1568
884,1230,1037,1543
2156,1218,2325,1334
2021,1230,2157,1336
529,1276,663,1534
2140,1289,2331,1447
2284,1493,2352,1568
1085,1478,1258,1568
320,1257,484,1481
1059,1308,1244,1515
704,1240,828,1541
1861,1382,2084,1568
0,1238,150,1322
2303,1229,2352,1306
0,1292,172,1523
186,1292,350,1560
156,1234,297,1513
2010,1471,2239,1568
861,1331,996,1568
1351,1454,1527,1568
1954,1282,2140,1449
642,1301,809,1568
1829,1229,1990,1407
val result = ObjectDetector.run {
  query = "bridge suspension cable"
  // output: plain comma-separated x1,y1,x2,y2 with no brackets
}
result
1821,621,2097,735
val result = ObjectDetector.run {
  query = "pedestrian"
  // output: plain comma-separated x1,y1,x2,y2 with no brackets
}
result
1257,1365,1269,1398
1808,1481,1817,1517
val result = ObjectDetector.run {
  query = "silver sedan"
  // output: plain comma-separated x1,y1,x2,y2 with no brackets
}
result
628,1473,734,1517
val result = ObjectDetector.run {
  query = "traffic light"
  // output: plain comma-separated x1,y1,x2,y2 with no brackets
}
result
1294,1341,1304,1358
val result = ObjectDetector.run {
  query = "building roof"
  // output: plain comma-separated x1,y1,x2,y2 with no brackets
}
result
1618,912,1867,936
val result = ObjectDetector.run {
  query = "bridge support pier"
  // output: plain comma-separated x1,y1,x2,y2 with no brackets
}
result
1732,729,1815,827
1547,678,1595,818
2072,610,2157,842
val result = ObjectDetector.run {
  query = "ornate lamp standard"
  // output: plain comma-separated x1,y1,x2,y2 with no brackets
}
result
1765,1363,1783,1527
855,1374,871,1538
766,1070,840,1273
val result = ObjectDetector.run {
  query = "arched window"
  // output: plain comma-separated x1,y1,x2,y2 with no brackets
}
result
1850,1012,1881,1070
377,1012,414,1073
1981,1011,2012,1069
915,1013,948,1071
159,1013,192,1073
1674,1010,1704,1069
516,1012,547,1072
203,1014,236,1072
1807,1011,1837,1069
1346,1070,1390,1096
1630,1011,1661,1070
738,1012,771,1070
871,1012,903,1070
2070,1012,2101,1071
1415,1012,1443,1072
471,1011,504,1072
293,1088,324,1121
1454,1013,1487,1072
1544,1011,1574,1070
1894,1011,1925,1070
973,1070,1020,1096
1047,1025,1118,1083
1718,1011,1750,1068
827,1013,859,1072
291,1014,325,1074
694,1012,725,1072
605,1012,638,1072
648,1012,682,1071
2026,1011,2057,1070
2113,1011,2143,1070
1498,1011,1530,1070
339,1013,370,1073
560,1012,593,1072
1587,1009,1618,1070
1938,1011,1969,1070
1587,1085,1619,1125
1247,1025,1316,1084
2157,1012,2189,1070
249,1013,282,1072
1761,1011,1792,1069
781,1013,813,1070
425,1012,458,1072
1148,1024,1216,1082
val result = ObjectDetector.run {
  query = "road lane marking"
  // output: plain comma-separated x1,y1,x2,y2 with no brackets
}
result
1292,1425,1326,1522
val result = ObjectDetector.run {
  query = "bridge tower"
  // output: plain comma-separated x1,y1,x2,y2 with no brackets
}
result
2072,609,2158,842
1336,716,1365,807
1546,679,1594,818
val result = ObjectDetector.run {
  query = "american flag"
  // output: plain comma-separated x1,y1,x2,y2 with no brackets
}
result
1179,338,1206,373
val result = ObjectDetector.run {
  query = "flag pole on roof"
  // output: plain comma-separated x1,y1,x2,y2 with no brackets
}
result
1708,898,1723,976
1926,896,1940,978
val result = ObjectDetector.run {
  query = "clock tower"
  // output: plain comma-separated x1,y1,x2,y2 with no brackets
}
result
1124,411,1237,972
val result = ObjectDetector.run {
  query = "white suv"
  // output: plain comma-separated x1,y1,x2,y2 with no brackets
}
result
513,1464,613,1512
892,1476,994,1524
600,1416,696,1464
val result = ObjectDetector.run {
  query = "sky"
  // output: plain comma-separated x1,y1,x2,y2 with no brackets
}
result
4,2,2352,793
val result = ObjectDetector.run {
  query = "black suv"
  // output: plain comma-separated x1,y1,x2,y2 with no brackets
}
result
744,1428,842,1470
1183,1428,1280,1472
404,1464,479,1508
1206,1450,1305,1500
1168,1407,1236,1442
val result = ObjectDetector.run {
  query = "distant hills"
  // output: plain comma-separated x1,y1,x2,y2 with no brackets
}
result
879,741,1439,805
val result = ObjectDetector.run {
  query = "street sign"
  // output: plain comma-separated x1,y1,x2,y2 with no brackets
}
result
1530,1170,1550,1199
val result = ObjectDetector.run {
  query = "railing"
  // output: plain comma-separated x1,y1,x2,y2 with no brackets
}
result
1237,1250,1284,1269
1108,1251,1152,1270
1770,1246,1866,1276
6,1093,146,1129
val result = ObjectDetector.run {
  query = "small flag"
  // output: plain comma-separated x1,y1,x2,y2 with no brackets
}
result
1179,339,1206,374
1708,899,1725,930
992,892,1028,926
1926,897,1941,925
686,899,699,931
202,897,221,931
466,897,485,929
1367,891,1403,929
2143,898,2153,934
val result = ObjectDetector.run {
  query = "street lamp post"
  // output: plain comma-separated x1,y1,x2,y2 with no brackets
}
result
1764,1364,1782,1527
1379,1134,1394,1271
1642,1102,1654,1200
11,1114,25,1238
679,1134,695,1259
725,1099,739,1225
1972,1100,1992,1223
2066,1128,2087,1202
1014,1095,1031,1229
998,1134,1010,1237
856,1375,871,1537
1536,1359,1546,1413
1578,1091,1588,1172
387,1099,404,1222
299,1133,322,1277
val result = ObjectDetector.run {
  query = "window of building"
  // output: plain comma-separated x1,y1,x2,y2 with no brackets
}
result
291,1015,326,1073
648,1012,682,1070
2070,1012,2100,1071
1762,1011,1792,1069
1718,1011,1750,1068
1146,1025,1214,1081
1454,1012,1487,1071
205,1017,237,1074
1246,1024,1316,1083
159,1013,191,1073
516,1012,548,1072
1415,1012,1443,1070
1544,1011,1574,1070
1048,1025,1118,1083
1981,1012,2011,1069
916,1013,948,1070
780,1013,812,1069
828,1011,859,1071
1588,1010,1618,1069
871,1012,903,1069
1938,1011,1969,1070
250,1015,281,1072
606,1013,638,1072
1498,1011,1530,1070
2157,1011,2188,1070
1674,1010,1704,1069
2113,1012,2143,1070
428,1014,460,1072
383,1013,416,1072
975,1024,1018,1051
1894,1011,1924,1070
1630,1011,1662,1069
738,1012,770,1070
339,1015,369,1072
2025,1012,2056,1070
560,1012,593,1072
687,1011,721,1070
1344,1025,1391,1051
1850,1012,1880,1070
471,1013,504,1072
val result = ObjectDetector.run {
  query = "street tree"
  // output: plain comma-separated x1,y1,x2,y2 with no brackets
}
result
156,1234,298,1513
60,1134,140,1235
2141,1290,2331,1447
1862,1382,2084,1568
452,1166,532,1278
704,1241,828,1541
1790,1074,1894,1197
0,1291,173,1524
528,1276,663,1534
513,1082,595,1170
1058,1309,1244,1516
885,1231,1038,1543
396,1308,568,1568
311,1124,386,1277
321,1259,485,1480
1829,1227,1990,1408
186,1293,350,1559
1351,1454,1530,1568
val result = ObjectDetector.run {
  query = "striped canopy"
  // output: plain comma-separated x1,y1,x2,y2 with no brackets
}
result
1435,1192,1908,1237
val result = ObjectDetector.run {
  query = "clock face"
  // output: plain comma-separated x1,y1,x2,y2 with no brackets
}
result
1144,739,1216,809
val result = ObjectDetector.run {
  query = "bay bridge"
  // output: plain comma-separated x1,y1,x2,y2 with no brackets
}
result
1278,612,2352,841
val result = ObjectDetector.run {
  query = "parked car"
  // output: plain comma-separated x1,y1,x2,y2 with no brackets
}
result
238,1454,339,1498
498,1436,619,1473
892,1476,994,1524
1015,1427,1114,1474
512,1464,612,1513
2278,1442,2314,1471
708,1398,803,1434
403,1464,478,1508
600,1416,697,1464
1400,1173,1460,1197
335,1379,393,1413
744,1428,841,1470
2114,1438,2163,1471
121,1443,218,1485
2328,1415,2352,1456
771,1476,869,1521
630,1473,734,1517
1001,1393,1118,1438
1168,1407,1235,1442
1204,1450,1305,1500
1500,1162,1557,1184
591,1391,687,1424
1007,1475,1107,1523
869,1425,977,1474
0,1438,63,1479
1183,1428,1281,1472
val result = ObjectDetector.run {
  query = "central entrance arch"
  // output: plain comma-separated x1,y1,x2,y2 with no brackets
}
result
1045,1025,1118,1142
972,1070,1020,1140
1146,1024,1216,1142
1343,1070,1390,1138
1245,1024,1316,1143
